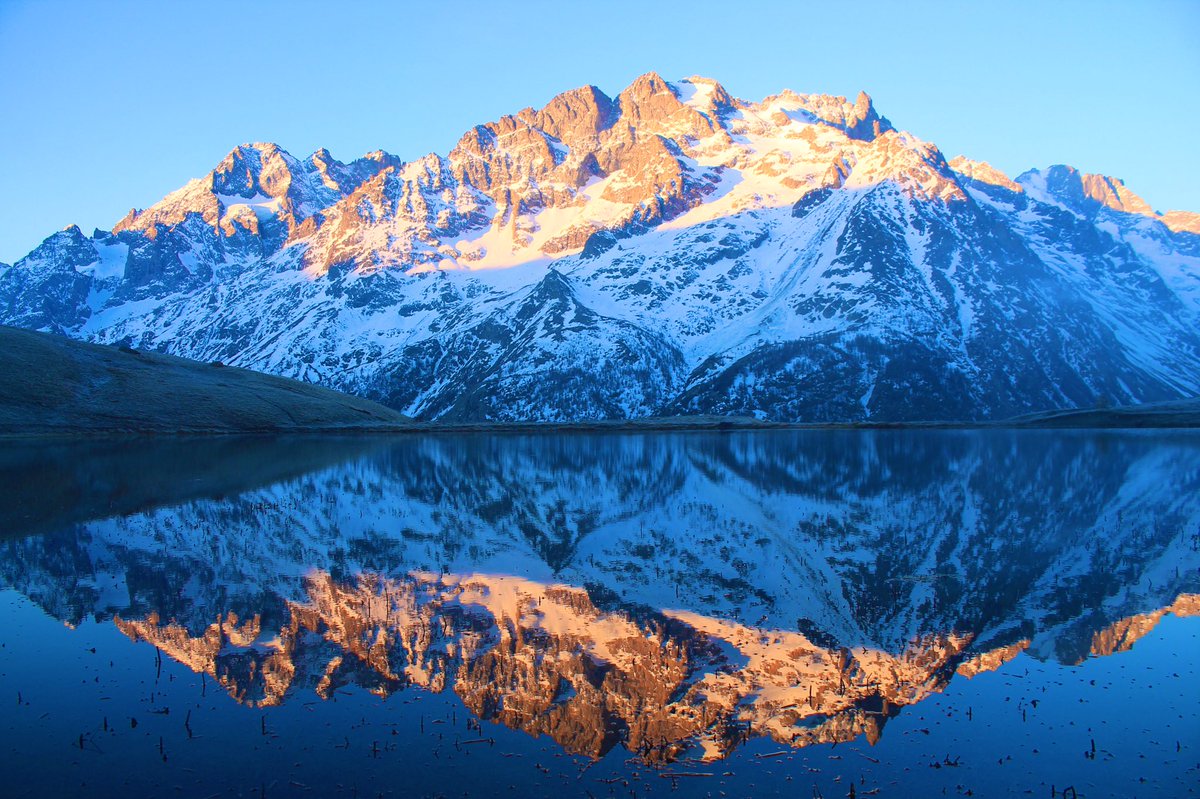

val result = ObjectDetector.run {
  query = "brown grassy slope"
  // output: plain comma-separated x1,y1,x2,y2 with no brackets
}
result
1005,397,1200,428
0,325,409,436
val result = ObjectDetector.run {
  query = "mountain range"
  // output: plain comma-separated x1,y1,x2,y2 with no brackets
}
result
2,73,1198,422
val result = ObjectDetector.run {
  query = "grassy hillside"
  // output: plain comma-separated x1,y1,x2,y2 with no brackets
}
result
0,326,409,437
1006,398,1200,428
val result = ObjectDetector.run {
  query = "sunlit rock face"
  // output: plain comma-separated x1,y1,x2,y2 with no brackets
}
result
1,75,1198,421
3,430,1198,761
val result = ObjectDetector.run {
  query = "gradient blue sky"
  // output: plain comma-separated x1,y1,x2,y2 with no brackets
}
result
1,0,1197,263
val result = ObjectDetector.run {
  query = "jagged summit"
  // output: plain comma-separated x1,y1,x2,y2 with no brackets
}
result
112,141,403,239
1015,163,1200,237
106,73,907,270
1018,164,1152,215
948,156,1024,193
1,73,1198,422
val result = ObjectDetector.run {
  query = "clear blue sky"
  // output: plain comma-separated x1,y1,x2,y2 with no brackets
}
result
1,0,1197,263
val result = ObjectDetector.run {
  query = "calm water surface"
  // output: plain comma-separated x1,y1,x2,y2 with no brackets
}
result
0,430,1197,798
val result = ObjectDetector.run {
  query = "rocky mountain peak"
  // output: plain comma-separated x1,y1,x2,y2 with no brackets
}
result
756,88,894,142
213,143,270,195
615,71,716,137
1080,172,1154,216
1161,210,1200,234
673,76,736,115
841,131,964,201
619,70,673,104
218,143,296,206
1018,164,1155,218
947,156,1023,193
18,223,94,269
843,90,891,141
530,84,619,150
112,141,404,242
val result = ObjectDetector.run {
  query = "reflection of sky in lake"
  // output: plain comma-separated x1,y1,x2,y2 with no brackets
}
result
0,430,1198,797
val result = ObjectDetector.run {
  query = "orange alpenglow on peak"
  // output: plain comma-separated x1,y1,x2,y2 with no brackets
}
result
4,72,1198,426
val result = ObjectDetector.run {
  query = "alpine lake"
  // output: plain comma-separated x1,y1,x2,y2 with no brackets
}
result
1,429,1197,798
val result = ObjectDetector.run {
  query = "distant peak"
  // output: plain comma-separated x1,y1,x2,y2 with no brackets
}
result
362,150,398,163
845,91,890,141
532,84,619,144
211,143,293,199
1161,210,1200,234
217,142,289,172
678,74,724,89
619,71,674,104
613,71,727,138
1019,164,1154,217
759,88,892,141
630,70,668,88
569,83,611,102
236,141,282,154
672,76,735,113
1079,172,1153,216
948,156,1022,193
539,83,616,116
18,222,97,267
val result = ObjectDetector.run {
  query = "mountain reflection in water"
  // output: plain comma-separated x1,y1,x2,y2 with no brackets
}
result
2,430,1198,765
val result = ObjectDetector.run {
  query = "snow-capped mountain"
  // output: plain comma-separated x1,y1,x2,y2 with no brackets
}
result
3,430,1198,758
2,73,1199,421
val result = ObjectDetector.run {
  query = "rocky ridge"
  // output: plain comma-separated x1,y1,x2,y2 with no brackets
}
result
1,73,1198,422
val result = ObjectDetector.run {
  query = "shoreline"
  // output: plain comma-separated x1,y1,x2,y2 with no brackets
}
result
4,408,1199,441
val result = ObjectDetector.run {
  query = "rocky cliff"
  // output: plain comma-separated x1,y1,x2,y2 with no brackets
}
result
1,74,1197,422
